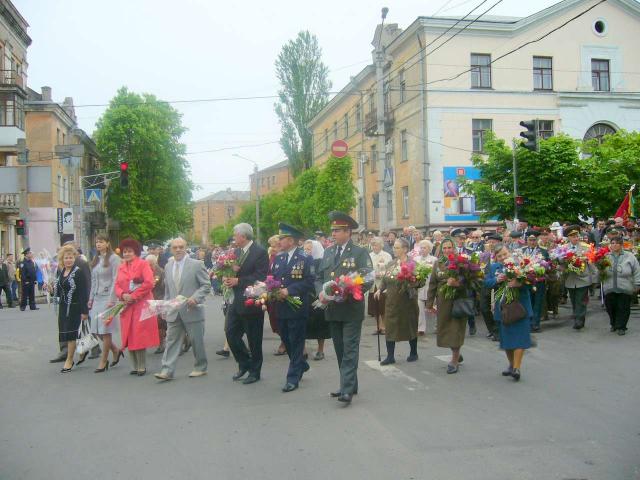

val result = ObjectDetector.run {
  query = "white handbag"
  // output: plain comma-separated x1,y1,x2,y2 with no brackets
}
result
76,320,99,355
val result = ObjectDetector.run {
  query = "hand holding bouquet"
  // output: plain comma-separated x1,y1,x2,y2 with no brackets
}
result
586,245,612,282
551,246,588,275
139,295,190,321
495,258,528,304
98,302,127,326
244,275,302,311
439,252,483,300
313,271,374,309
213,249,238,302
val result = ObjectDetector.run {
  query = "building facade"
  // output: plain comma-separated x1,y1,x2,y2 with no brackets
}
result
0,0,29,258
192,189,250,245
309,0,640,231
249,160,291,199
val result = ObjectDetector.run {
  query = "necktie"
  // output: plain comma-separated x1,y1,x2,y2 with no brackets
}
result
174,262,181,290
336,245,342,263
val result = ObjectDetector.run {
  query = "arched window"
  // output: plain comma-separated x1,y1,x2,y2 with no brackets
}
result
583,123,616,143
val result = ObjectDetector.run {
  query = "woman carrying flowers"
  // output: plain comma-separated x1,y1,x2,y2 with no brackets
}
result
485,244,533,381
602,237,640,335
375,238,429,365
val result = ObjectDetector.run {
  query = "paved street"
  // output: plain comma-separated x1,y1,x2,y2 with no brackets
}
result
1,296,639,480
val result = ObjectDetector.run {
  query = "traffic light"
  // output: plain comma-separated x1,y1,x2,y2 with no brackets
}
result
16,219,25,235
519,120,538,152
120,161,129,188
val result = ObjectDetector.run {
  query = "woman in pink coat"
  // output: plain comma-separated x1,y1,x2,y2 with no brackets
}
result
114,238,159,376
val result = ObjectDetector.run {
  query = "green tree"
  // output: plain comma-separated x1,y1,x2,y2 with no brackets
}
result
275,31,331,176
461,133,592,225
94,87,194,240
209,225,233,246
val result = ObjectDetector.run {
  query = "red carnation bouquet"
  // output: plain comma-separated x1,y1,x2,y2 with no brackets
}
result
586,245,611,282
213,249,239,302
439,252,483,299
313,271,374,309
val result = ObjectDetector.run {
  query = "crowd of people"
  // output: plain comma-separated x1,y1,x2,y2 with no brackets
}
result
3,212,639,406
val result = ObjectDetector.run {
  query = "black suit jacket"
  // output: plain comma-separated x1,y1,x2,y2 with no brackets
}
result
231,242,269,316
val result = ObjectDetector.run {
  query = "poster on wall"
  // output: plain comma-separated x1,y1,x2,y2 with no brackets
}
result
443,166,482,222
62,208,74,234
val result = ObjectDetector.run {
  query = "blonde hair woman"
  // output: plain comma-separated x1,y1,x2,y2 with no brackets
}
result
53,245,89,373
415,239,437,335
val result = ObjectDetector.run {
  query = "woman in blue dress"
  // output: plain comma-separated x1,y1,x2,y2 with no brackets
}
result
484,244,533,381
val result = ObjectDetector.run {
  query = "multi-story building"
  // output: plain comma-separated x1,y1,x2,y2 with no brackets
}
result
309,0,640,232
192,189,250,245
0,0,29,257
249,160,291,199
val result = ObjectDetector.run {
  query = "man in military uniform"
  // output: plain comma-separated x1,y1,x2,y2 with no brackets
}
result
18,248,38,311
271,223,315,393
479,232,501,341
563,225,596,330
317,212,373,405
520,229,549,332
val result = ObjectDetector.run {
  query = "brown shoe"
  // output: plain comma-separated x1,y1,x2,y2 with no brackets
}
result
188,370,207,378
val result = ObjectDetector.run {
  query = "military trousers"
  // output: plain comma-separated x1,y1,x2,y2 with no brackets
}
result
567,286,589,327
277,314,309,385
329,320,362,396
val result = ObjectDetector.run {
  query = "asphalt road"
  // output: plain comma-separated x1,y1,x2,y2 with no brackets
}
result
1,295,639,480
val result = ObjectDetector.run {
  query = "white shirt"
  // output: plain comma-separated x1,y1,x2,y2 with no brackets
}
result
286,247,297,264
242,241,254,256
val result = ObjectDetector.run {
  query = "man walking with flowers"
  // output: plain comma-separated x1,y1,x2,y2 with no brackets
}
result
316,212,373,404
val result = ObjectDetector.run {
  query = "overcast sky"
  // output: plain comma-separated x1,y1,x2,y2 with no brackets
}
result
15,0,559,200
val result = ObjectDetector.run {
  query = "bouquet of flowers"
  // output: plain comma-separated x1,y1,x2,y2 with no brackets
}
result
244,275,302,311
98,302,127,326
139,295,190,321
495,258,528,304
387,261,431,293
438,252,483,300
213,249,239,302
518,255,551,284
550,245,588,275
313,271,374,309
586,245,611,282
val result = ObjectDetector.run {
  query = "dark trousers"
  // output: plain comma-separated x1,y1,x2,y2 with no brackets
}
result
604,292,632,331
20,282,36,310
226,308,264,377
530,283,546,329
568,286,589,327
277,314,309,385
0,284,12,307
329,320,362,395
11,280,18,301
479,288,497,335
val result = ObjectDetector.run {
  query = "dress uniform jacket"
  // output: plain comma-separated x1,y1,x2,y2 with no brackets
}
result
564,243,595,288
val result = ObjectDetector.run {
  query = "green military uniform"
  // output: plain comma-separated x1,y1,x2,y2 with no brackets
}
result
316,212,373,403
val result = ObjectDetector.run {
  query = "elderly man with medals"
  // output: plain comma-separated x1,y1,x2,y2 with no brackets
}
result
270,223,315,393
520,229,549,332
316,212,373,405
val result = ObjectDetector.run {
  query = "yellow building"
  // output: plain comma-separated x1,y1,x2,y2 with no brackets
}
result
192,189,250,245
249,160,291,199
309,0,640,231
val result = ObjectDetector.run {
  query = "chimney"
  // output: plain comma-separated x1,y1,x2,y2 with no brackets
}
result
41,86,52,101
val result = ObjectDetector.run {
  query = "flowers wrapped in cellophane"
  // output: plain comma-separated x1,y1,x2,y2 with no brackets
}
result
313,271,375,309
36,249,56,305
98,302,127,326
213,249,238,303
244,275,302,311
586,245,612,282
438,252,483,300
139,295,190,321
550,245,588,274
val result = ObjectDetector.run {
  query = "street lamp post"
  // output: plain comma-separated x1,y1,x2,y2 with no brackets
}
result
232,153,260,244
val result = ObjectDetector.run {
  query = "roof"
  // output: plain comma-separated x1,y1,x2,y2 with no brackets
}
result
254,160,288,174
195,189,251,203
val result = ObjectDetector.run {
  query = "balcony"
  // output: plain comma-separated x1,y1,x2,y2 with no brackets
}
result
0,70,25,90
364,108,396,137
0,193,19,213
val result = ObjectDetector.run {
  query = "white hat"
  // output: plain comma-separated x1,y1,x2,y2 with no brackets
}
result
549,222,562,231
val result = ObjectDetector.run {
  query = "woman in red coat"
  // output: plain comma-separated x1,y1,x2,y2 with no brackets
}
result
114,238,159,376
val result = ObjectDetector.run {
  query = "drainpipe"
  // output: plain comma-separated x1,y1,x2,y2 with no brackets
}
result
418,32,430,230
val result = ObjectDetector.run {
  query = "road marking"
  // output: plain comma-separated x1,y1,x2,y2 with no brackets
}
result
364,360,428,391
434,355,452,363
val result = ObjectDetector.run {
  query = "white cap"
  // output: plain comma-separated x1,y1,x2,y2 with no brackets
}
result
549,222,562,231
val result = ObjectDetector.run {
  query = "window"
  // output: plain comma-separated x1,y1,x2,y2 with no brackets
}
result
333,121,338,140
63,177,68,203
592,59,610,91
324,129,328,151
62,132,66,145
401,186,409,218
386,190,393,222
372,193,379,223
57,128,61,145
583,123,616,144
538,120,554,140
356,103,362,131
399,69,406,103
357,154,364,178
272,175,276,185
472,119,493,153
370,145,377,173
0,93,24,128
57,174,63,202
400,130,408,162
344,113,349,138
368,94,374,114
358,197,365,224
533,57,553,90
470,54,491,88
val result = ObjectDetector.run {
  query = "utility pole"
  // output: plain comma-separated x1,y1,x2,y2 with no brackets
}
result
512,139,518,224
375,7,389,233
17,138,28,250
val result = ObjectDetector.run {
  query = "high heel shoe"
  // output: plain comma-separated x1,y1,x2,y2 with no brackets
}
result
94,362,109,373
61,362,75,373
76,352,89,366
110,350,124,367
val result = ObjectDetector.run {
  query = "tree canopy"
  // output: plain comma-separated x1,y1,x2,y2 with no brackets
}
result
94,87,194,241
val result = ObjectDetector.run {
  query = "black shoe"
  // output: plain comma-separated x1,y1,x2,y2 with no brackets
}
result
19,308,25,311
282,383,298,393
232,369,248,381
337,393,352,404
380,357,395,366
30,307,39,311
485,332,493,338
76,351,89,366
531,326,541,333
502,366,513,376
216,349,230,358
406,353,418,362
129,370,138,375
469,325,477,336
49,355,66,363
111,350,124,367
60,362,74,373
302,363,310,373
330,390,341,398
137,369,147,376
94,363,109,373
617,329,626,336
242,375,260,385
512,368,521,381
458,354,464,364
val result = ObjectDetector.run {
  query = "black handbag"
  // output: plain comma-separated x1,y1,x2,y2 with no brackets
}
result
501,301,526,325
451,297,475,318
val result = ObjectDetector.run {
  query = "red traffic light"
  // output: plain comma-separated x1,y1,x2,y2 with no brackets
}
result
16,219,25,227
515,196,525,205
120,161,129,172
